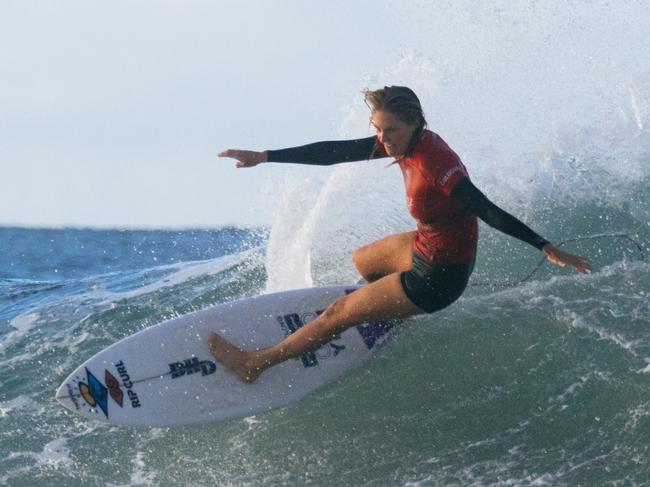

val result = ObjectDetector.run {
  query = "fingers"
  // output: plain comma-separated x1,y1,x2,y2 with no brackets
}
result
218,149,242,159
217,149,264,168
564,253,592,274
218,150,242,167
546,250,592,274
574,256,592,274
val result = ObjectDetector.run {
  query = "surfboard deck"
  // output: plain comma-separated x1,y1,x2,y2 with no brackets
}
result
55,285,402,427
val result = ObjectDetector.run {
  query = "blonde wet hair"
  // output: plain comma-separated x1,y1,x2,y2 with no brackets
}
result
363,86,427,158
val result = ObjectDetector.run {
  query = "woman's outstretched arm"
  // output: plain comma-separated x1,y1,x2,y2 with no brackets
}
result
451,177,592,273
219,136,385,168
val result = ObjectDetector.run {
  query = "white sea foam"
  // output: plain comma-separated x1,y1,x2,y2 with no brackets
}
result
637,358,650,374
0,312,40,351
100,251,250,301
264,174,323,292
3,438,73,472
560,309,640,355
38,438,73,469
105,438,160,487
7,311,40,335
0,395,40,417
624,402,650,432
123,451,157,487
548,371,611,408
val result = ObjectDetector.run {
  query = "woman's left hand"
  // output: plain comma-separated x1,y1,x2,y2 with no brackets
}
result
542,244,592,274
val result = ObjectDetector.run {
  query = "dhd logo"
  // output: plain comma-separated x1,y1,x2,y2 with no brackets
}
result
168,357,217,379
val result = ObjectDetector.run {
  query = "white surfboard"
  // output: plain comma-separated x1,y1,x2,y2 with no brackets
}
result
55,286,402,427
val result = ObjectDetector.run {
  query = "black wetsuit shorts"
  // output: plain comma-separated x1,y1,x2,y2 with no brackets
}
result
399,251,474,313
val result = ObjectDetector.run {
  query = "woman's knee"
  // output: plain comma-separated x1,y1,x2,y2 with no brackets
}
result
351,245,370,272
316,296,353,337
321,296,349,321
352,232,416,279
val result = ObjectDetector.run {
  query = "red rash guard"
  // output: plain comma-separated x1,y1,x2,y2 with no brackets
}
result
377,130,478,264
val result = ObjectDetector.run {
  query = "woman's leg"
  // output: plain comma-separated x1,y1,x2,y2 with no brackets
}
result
352,231,416,282
208,272,424,383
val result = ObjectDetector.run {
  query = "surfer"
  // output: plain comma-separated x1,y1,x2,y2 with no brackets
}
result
210,85,591,383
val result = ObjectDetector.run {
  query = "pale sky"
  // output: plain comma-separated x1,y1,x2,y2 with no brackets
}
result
1,0,648,229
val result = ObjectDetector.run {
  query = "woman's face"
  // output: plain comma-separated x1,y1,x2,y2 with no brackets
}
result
371,110,417,157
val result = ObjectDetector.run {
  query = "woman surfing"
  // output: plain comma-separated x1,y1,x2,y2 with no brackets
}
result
209,86,591,383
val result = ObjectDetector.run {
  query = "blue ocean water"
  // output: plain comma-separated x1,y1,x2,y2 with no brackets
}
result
1,208,649,486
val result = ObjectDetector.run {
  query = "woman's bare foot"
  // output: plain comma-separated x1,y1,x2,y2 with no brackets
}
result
207,331,264,383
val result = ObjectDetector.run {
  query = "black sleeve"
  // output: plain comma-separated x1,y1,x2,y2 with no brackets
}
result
451,177,550,251
266,136,385,166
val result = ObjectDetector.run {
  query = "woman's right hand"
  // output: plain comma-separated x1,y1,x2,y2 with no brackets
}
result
542,243,592,274
218,149,267,168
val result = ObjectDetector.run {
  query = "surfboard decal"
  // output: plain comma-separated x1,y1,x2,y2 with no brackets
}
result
79,368,110,418
168,357,217,379
105,370,124,407
61,360,144,419
112,360,142,409
355,320,400,350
